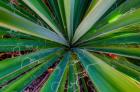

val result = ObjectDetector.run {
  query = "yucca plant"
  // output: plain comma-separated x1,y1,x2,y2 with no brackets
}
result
0,0,140,92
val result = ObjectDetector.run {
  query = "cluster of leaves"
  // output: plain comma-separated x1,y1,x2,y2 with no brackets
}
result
0,0,140,92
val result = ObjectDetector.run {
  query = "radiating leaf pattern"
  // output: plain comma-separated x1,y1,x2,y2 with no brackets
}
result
0,0,140,92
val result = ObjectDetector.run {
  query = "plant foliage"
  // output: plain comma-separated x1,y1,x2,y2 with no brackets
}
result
0,0,140,92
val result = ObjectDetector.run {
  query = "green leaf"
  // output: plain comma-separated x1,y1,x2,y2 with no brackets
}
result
22,0,64,39
0,48,63,78
0,6,67,45
0,1,37,23
0,27,33,39
82,33,140,47
47,0,62,24
72,0,116,44
0,53,62,86
68,60,80,92
85,0,98,16
75,49,140,92
79,0,140,42
40,52,71,92
96,0,140,28
73,0,91,31
0,38,47,52
64,0,75,40
87,47,140,59
1,57,59,92
93,53,140,81
0,59,39,85
85,8,140,41
80,78,88,92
